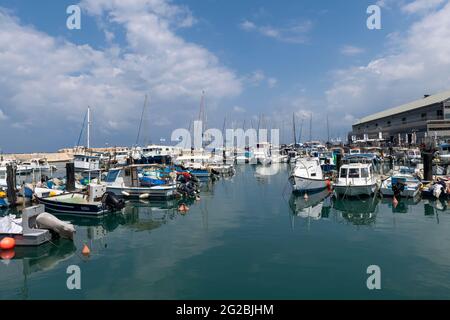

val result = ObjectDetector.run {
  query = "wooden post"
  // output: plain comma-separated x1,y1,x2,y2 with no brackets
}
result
422,151,433,182
6,164,17,206
336,153,342,174
66,162,76,192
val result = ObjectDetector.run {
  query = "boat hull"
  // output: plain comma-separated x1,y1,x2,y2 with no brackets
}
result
36,196,107,216
290,176,328,193
334,184,377,197
106,185,177,199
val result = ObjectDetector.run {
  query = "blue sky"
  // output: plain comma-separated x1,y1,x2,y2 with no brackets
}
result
1,0,450,152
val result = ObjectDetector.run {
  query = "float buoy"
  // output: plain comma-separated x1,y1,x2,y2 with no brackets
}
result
82,244,91,256
0,191,6,198
178,203,189,213
0,249,15,260
304,193,309,200
139,193,150,200
0,237,16,250
195,195,201,201
393,196,399,208
326,180,332,191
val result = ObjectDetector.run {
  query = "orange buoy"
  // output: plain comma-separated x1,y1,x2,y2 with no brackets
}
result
82,244,91,256
393,196,399,208
0,237,16,250
178,203,189,213
326,179,332,191
0,249,15,260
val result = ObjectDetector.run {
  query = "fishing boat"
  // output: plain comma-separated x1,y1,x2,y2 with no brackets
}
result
103,165,178,199
334,162,379,197
289,157,329,193
380,167,421,198
36,184,123,216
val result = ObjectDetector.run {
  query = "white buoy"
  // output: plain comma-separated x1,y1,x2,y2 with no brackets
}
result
121,191,130,197
139,193,150,199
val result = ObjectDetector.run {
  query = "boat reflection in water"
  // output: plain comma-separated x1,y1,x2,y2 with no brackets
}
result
332,197,379,226
380,195,421,214
122,199,180,232
289,189,332,230
2,239,76,299
289,189,332,221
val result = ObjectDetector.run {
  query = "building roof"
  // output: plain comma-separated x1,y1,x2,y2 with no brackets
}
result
353,89,450,125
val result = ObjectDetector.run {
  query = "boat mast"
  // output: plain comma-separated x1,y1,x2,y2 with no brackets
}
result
326,114,330,144
309,113,312,143
135,94,148,146
292,113,297,146
87,106,90,150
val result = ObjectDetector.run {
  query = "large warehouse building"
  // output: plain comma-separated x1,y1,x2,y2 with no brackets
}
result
350,90,450,145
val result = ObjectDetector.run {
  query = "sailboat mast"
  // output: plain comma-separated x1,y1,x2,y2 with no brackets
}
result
293,113,297,146
326,114,330,143
87,106,90,150
309,113,312,142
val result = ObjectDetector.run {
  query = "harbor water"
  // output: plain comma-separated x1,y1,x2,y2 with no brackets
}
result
2,164,450,299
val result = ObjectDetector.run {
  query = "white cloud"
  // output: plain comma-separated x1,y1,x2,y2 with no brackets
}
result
326,1,450,126
0,1,242,150
239,19,312,44
0,109,7,121
340,45,365,56
267,78,278,88
233,106,246,113
402,0,445,14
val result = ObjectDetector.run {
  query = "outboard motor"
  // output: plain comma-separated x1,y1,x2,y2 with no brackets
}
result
392,181,405,199
102,191,126,212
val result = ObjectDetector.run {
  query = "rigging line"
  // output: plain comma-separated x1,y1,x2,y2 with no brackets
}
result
76,109,88,147
136,94,148,146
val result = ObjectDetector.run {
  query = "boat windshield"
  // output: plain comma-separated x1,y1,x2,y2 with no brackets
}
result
348,168,360,178
105,169,121,183
340,168,347,178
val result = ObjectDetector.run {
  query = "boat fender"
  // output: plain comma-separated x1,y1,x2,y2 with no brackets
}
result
36,212,76,240
139,193,150,200
121,191,131,197
0,237,16,250
0,191,6,199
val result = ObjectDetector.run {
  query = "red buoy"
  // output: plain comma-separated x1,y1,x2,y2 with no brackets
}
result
0,249,15,260
0,237,16,250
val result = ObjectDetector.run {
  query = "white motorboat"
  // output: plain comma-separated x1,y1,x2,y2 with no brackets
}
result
380,167,421,198
17,158,53,174
73,154,101,172
289,157,329,193
334,163,379,197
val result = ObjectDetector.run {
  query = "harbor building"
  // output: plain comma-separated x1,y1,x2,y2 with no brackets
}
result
350,90,450,146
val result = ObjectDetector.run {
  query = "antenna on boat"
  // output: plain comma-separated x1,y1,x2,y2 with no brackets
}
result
135,94,148,146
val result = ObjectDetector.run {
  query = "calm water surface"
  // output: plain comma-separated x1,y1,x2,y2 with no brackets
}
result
1,164,450,299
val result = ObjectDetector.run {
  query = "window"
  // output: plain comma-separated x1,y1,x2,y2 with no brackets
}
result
105,170,121,183
437,110,444,117
340,168,347,178
361,168,369,178
402,117,407,124
421,113,427,119
375,123,378,127
349,168,360,178
387,121,391,127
